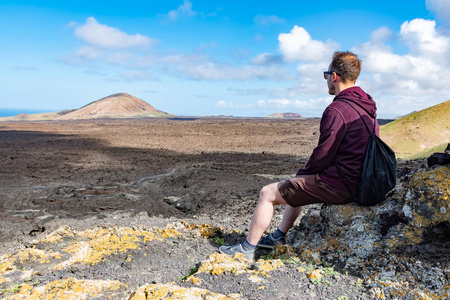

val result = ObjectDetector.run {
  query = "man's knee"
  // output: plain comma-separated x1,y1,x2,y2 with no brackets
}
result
259,182,279,202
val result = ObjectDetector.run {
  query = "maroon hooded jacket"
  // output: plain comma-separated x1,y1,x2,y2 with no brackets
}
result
296,86,379,194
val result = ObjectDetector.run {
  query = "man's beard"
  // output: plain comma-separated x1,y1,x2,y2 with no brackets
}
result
328,84,336,95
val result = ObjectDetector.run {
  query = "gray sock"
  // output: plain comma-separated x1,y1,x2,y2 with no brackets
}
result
241,239,256,252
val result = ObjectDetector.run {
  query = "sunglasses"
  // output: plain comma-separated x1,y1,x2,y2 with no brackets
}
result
323,71,341,79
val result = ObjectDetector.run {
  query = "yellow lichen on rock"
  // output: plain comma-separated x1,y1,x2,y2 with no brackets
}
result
0,248,62,274
382,165,450,251
249,274,263,283
370,287,386,299
171,221,241,239
300,249,321,264
378,280,438,300
154,228,182,239
271,243,298,260
0,275,7,284
253,258,284,276
0,254,13,274
406,166,449,229
307,269,323,281
195,253,250,276
187,253,283,285
39,225,182,268
39,225,75,244
66,227,140,259
128,283,242,300
179,221,220,237
3,277,127,300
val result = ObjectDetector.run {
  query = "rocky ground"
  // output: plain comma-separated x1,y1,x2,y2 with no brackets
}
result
0,118,447,299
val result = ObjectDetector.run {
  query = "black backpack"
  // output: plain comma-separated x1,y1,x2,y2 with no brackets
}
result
337,100,397,206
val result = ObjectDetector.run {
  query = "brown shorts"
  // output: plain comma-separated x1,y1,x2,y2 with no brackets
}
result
278,174,351,207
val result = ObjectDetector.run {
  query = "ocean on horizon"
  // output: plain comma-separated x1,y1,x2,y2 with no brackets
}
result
0,108,53,117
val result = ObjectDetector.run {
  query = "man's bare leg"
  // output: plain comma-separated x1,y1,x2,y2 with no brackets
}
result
246,181,290,245
278,205,303,233
219,180,301,259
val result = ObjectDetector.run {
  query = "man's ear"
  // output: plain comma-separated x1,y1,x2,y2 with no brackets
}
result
332,72,339,82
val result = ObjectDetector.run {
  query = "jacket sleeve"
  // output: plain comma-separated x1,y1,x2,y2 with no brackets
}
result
297,107,346,175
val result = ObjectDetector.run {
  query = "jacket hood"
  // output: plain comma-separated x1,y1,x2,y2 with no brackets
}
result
333,86,377,118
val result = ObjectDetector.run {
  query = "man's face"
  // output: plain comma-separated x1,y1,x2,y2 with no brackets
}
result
326,64,336,95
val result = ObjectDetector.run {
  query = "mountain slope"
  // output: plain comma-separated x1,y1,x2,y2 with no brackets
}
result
58,93,172,120
0,93,172,121
380,99,450,159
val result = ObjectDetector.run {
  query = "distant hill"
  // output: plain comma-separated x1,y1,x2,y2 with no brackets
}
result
380,99,450,159
58,93,171,120
0,93,172,121
267,112,303,119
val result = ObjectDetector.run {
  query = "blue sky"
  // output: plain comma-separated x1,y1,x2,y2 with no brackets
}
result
1,0,449,118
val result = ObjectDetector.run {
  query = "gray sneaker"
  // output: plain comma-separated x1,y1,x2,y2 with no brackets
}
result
257,232,286,249
219,244,255,260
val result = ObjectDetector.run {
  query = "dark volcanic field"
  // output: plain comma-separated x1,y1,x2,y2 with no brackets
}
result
0,118,424,299
0,117,319,242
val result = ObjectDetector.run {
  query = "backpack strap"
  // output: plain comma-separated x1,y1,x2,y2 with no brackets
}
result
336,99,376,135
333,99,377,200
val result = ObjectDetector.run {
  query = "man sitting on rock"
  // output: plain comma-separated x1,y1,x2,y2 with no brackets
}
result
220,51,379,260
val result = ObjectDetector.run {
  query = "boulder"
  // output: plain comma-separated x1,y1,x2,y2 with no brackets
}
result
428,143,450,167
428,153,450,167
289,163,450,298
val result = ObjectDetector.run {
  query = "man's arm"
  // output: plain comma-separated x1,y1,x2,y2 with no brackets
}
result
297,108,346,175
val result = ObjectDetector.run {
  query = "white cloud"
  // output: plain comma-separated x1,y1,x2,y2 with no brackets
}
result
168,0,198,20
74,46,101,60
254,15,286,26
176,59,294,81
400,19,449,57
251,53,283,65
361,50,411,74
61,46,101,65
257,99,290,108
217,96,339,116
296,63,330,94
257,97,331,110
278,25,339,62
227,87,270,96
370,26,395,44
426,0,450,24
246,26,335,103
349,17,450,117
103,51,136,65
215,101,254,109
355,19,450,96
74,17,155,49
89,50,290,81
216,101,229,108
